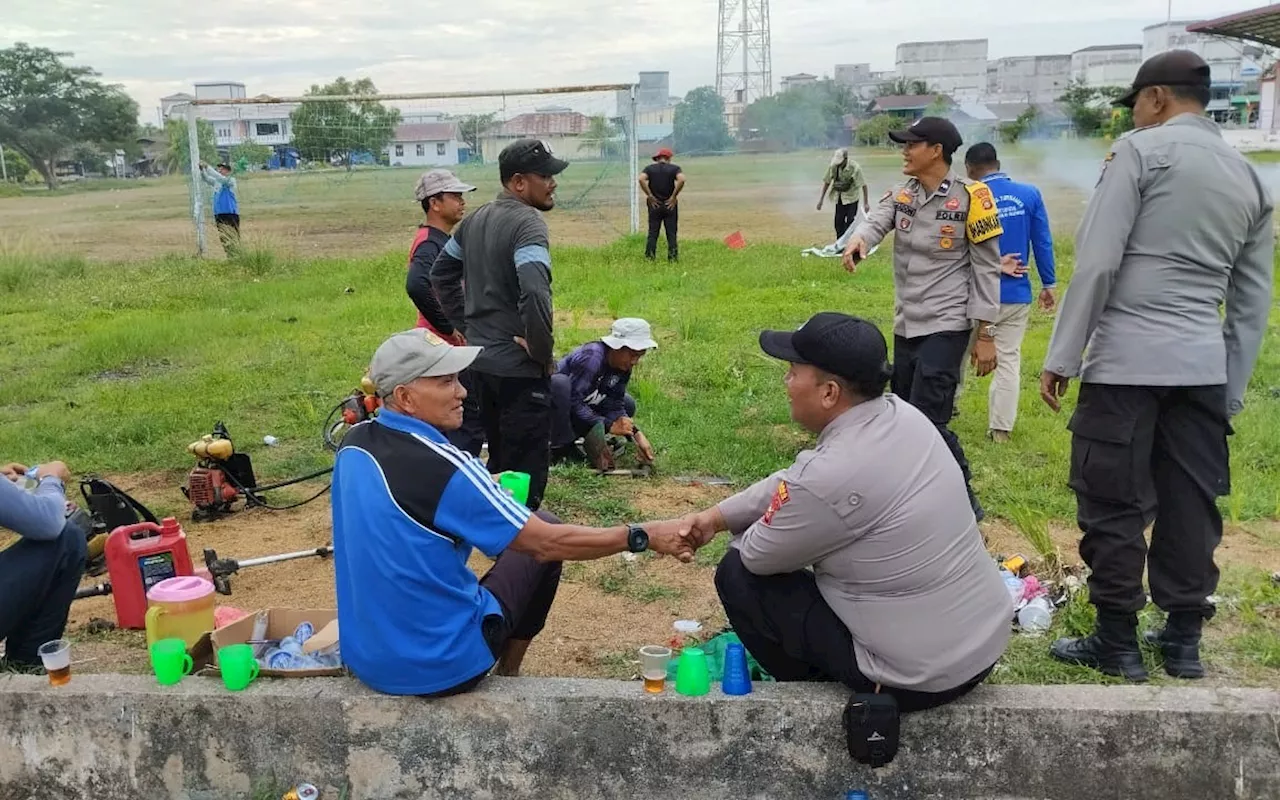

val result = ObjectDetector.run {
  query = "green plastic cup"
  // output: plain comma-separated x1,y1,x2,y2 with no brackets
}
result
498,471,531,507
149,638,193,686
674,646,711,696
218,643,260,692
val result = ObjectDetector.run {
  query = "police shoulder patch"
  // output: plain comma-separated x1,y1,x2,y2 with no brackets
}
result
964,180,1003,244
762,480,791,525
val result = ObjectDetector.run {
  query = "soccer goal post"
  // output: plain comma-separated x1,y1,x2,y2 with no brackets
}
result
185,83,640,258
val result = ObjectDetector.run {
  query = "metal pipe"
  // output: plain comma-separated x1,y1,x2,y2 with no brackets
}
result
629,85,639,234
185,104,206,256
189,84,636,106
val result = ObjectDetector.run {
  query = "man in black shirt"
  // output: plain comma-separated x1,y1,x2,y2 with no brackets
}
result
639,147,685,261
407,168,483,454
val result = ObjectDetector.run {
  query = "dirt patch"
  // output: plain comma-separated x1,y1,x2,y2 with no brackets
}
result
980,518,1280,574
629,480,734,520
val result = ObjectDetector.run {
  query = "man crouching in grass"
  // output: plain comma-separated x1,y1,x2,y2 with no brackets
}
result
331,328,694,696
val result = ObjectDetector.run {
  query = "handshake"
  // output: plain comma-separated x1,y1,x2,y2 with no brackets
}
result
633,507,726,564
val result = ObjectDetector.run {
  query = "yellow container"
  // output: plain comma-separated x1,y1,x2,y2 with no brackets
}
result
145,576,216,648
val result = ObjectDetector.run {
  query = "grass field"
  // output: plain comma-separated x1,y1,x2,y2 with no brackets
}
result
2,146,1277,686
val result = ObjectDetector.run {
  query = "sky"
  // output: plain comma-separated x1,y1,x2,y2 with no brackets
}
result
7,0,1263,122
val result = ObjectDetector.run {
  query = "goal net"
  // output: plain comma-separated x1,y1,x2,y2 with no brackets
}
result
184,84,639,258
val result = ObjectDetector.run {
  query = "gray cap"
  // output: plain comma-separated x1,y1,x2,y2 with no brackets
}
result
414,169,477,202
368,329,481,397
601,318,658,351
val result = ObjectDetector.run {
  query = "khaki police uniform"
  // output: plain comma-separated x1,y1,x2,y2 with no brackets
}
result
848,174,1003,512
1044,113,1274,619
714,395,1011,704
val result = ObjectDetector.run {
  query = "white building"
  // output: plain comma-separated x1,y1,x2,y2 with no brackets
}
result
1071,45,1143,88
987,55,1072,103
896,39,989,102
160,82,298,149
387,122,463,167
780,73,819,91
1144,21,1263,122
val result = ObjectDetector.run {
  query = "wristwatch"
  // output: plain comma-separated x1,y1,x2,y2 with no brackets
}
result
980,324,997,339
626,524,650,553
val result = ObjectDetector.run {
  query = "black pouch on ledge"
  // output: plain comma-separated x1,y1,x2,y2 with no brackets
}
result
843,691,899,768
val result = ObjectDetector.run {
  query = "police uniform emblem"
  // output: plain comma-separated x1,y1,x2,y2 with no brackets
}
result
940,237,953,250
940,225,956,236
763,481,791,525
895,190,913,204
898,216,912,231
945,197,961,211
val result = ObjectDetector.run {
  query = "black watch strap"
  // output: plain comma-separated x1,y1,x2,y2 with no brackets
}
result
626,524,649,553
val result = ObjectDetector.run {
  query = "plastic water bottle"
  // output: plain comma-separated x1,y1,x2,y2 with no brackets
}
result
999,568,1025,606
1018,596,1054,632
846,790,869,800
22,465,39,491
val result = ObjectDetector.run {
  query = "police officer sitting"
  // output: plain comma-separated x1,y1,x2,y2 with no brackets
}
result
840,117,1004,521
679,313,1011,712
1041,50,1275,681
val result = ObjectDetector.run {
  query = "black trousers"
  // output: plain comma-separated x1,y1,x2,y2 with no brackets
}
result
426,511,564,697
645,205,678,260
1068,383,1230,618
472,371,552,511
715,549,992,713
214,213,241,257
0,518,87,665
834,200,859,238
446,368,486,457
893,331,977,501
548,373,636,449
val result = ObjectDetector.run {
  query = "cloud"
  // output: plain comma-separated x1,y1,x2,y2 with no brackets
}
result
7,0,1257,120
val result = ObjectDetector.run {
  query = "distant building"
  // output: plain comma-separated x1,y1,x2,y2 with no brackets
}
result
987,55,1073,104
780,73,819,91
1144,21,1263,124
896,39,988,102
617,71,671,117
387,122,464,167
867,94,955,121
1070,45,1144,89
160,81,298,151
480,111,597,162
834,64,872,86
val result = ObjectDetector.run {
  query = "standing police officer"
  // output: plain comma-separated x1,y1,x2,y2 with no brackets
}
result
842,117,1004,521
1041,50,1275,681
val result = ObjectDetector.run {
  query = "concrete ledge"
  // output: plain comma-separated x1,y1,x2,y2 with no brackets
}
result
1,675,1278,800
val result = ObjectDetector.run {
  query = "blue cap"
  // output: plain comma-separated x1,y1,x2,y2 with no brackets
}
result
846,791,869,800
721,642,753,696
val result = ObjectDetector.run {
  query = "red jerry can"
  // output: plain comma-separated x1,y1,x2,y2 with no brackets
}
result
104,517,194,629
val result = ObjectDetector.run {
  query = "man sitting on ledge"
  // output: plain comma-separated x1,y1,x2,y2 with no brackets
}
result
331,328,693,697
680,313,1011,712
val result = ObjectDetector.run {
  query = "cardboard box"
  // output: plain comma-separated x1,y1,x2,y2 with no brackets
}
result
209,608,343,678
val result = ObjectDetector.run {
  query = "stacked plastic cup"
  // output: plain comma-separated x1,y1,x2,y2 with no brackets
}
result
674,647,711,696
721,642,752,695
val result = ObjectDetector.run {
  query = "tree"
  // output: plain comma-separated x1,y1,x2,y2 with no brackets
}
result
878,78,930,97
0,43,138,189
999,105,1040,143
230,139,273,169
1058,79,1116,138
740,81,856,149
163,116,216,173
0,145,32,182
457,112,496,160
580,115,617,159
673,87,733,154
855,114,899,146
290,77,400,170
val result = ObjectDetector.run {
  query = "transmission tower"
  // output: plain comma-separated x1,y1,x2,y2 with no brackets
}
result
716,0,772,110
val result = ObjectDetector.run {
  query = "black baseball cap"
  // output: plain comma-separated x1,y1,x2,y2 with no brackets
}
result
1114,49,1211,109
759,312,890,386
888,116,963,157
498,138,569,179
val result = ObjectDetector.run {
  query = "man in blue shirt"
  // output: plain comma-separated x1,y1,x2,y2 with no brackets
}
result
0,459,87,672
200,161,241,258
960,143,1056,442
332,328,694,696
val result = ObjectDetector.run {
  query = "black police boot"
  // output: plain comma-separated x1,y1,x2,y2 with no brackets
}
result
1051,609,1149,682
1143,612,1205,679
